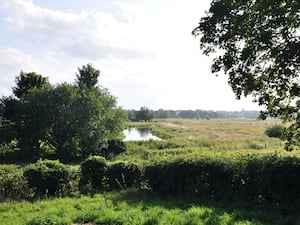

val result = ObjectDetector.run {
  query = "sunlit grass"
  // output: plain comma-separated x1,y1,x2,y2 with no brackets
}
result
1,190,298,225
117,118,300,165
1,119,299,225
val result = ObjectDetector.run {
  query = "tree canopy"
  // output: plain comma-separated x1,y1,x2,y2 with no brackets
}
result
76,63,100,90
193,0,300,150
0,65,127,160
13,71,50,98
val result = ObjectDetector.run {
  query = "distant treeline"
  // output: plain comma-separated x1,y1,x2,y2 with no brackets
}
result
128,107,260,121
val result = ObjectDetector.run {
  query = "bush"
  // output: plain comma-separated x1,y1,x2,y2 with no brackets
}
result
100,140,127,158
0,164,32,200
265,124,284,138
23,159,71,197
106,161,142,189
234,155,300,203
79,156,108,190
144,158,234,198
144,155,300,203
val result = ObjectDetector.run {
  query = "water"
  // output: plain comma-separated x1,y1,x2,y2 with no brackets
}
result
123,127,161,141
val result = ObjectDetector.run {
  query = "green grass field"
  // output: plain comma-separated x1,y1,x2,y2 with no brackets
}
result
1,118,299,225
1,190,299,225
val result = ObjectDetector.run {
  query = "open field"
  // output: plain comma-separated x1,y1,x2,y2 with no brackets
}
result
1,118,299,225
122,118,298,164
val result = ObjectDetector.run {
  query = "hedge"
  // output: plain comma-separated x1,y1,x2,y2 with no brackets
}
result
0,164,32,200
80,156,141,190
24,159,71,197
106,161,142,189
144,155,300,203
2,154,300,204
79,156,108,190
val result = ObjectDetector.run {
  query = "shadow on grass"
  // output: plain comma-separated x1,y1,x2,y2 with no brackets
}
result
109,189,300,225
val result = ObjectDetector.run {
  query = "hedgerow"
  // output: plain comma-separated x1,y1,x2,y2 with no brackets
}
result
2,154,300,204
0,164,32,200
23,159,71,197
106,161,142,189
144,154,300,203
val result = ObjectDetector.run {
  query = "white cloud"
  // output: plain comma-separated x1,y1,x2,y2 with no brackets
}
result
0,0,261,110
0,0,151,60
0,46,38,96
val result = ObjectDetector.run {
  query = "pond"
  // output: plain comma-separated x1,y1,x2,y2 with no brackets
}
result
123,127,161,141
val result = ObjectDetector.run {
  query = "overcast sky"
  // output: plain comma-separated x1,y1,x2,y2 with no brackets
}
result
0,0,261,111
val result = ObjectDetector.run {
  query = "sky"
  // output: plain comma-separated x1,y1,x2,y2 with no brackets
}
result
0,0,262,111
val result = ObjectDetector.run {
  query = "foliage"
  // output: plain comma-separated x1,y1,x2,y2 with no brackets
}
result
13,71,50,99
76,63,100,90
26,216,67,225
265,124,284,138
23,159,71,197
0,64,127,160
193,0,300,149
0,164,32,200
106,161,142,189
79,156,108,190
129,106,154,121
100,139,128,158
145,154,300,203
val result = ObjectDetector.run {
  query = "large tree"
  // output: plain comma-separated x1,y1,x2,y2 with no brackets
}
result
0,65,127,160
193,0,300,150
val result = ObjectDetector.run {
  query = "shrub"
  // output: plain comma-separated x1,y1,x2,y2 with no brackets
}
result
100,140,127,158
234,155,300,203
265,124,284,138
23,159,71,197
0,164,32,200
144,158,234,198
106,161,142,189
144,155,300,203
79,156,108,190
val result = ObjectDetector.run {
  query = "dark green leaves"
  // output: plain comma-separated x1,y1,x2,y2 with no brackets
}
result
76,63,100,90
193,0,300,149
0,65,127,160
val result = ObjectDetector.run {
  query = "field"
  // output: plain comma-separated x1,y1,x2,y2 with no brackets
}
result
1,118,300,225
121,118,297,164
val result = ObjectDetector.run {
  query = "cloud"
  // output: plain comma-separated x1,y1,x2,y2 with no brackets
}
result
0,46,38,96
0,0,151,60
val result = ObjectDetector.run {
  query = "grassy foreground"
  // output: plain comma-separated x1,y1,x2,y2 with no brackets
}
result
1,119,300,225
1,190,299,225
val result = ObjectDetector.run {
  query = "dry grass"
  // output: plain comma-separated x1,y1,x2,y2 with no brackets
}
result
159,118,282,141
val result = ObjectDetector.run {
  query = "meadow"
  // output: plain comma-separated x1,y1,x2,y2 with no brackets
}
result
121,118,296,164
1,118,300,225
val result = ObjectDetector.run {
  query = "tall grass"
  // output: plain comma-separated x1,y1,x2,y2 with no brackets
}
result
117,119,298,164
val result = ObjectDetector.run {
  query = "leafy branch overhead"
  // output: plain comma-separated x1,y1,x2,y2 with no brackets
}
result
193,0,300,150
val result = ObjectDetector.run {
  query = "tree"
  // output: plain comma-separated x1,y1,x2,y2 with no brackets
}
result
13,71,49,98
134,107,153,121
193,0,300,150
76,64,100,90
0,65,127,160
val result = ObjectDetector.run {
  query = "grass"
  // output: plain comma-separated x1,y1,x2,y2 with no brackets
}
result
1,189,299,225
118,119,298,165
1,118,300,224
